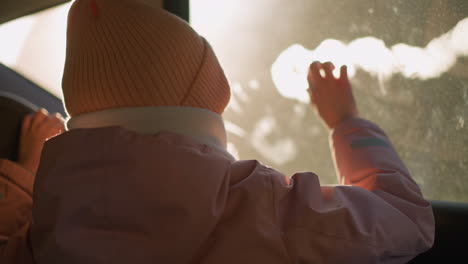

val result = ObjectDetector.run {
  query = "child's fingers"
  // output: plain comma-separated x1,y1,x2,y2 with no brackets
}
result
45,124,64,139
43,115,64,132
322,62,335,79
21,114,33,135
51,121,65,137
55,121,66,134
339,65,349,83
31,108,49,128
54,112,65,123
309,61,322,82
50,113,65,125
308,61,322,91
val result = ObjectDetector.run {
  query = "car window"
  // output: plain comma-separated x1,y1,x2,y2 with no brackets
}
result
0,3,70,97
0,1,467,202
190,0,468,202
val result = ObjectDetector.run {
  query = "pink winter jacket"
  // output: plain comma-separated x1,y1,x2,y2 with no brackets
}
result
0,117,434,263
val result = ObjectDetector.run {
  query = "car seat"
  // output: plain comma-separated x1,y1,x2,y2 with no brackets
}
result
0,92,37,161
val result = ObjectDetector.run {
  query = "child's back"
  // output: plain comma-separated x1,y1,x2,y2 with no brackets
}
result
0,0,434,263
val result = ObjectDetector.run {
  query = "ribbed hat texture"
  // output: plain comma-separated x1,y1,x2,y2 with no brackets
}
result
62,0,231,116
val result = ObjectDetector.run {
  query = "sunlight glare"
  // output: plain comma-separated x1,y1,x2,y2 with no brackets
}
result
250,116,297,165
0,17,35,66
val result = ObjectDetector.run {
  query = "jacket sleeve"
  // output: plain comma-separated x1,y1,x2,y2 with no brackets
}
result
0,159,34,263
273,118,434,263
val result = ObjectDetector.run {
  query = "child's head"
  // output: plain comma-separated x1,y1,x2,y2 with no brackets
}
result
62,0,231,117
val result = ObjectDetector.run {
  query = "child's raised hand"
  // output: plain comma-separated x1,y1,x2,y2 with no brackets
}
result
18,108,65,174
307,61,359,129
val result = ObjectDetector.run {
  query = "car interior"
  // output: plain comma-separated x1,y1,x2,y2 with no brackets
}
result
0,0,467,262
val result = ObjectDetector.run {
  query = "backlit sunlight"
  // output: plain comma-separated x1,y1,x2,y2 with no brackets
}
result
272,17,468,102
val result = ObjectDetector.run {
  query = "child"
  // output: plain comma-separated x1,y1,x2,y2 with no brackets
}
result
0,0,434,263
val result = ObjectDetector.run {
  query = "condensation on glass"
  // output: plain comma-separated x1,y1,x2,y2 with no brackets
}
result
191,0,468,202
0,1,466,202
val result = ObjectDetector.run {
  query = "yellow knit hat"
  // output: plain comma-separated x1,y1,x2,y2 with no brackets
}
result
62,0,231,116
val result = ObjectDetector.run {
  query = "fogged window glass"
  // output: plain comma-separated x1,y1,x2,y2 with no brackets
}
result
191,0,468,202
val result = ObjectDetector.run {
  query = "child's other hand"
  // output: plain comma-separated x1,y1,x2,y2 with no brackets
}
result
18,108,65,174
307,61,359,130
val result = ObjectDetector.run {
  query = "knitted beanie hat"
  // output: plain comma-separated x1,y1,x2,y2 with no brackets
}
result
62,0,231,116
